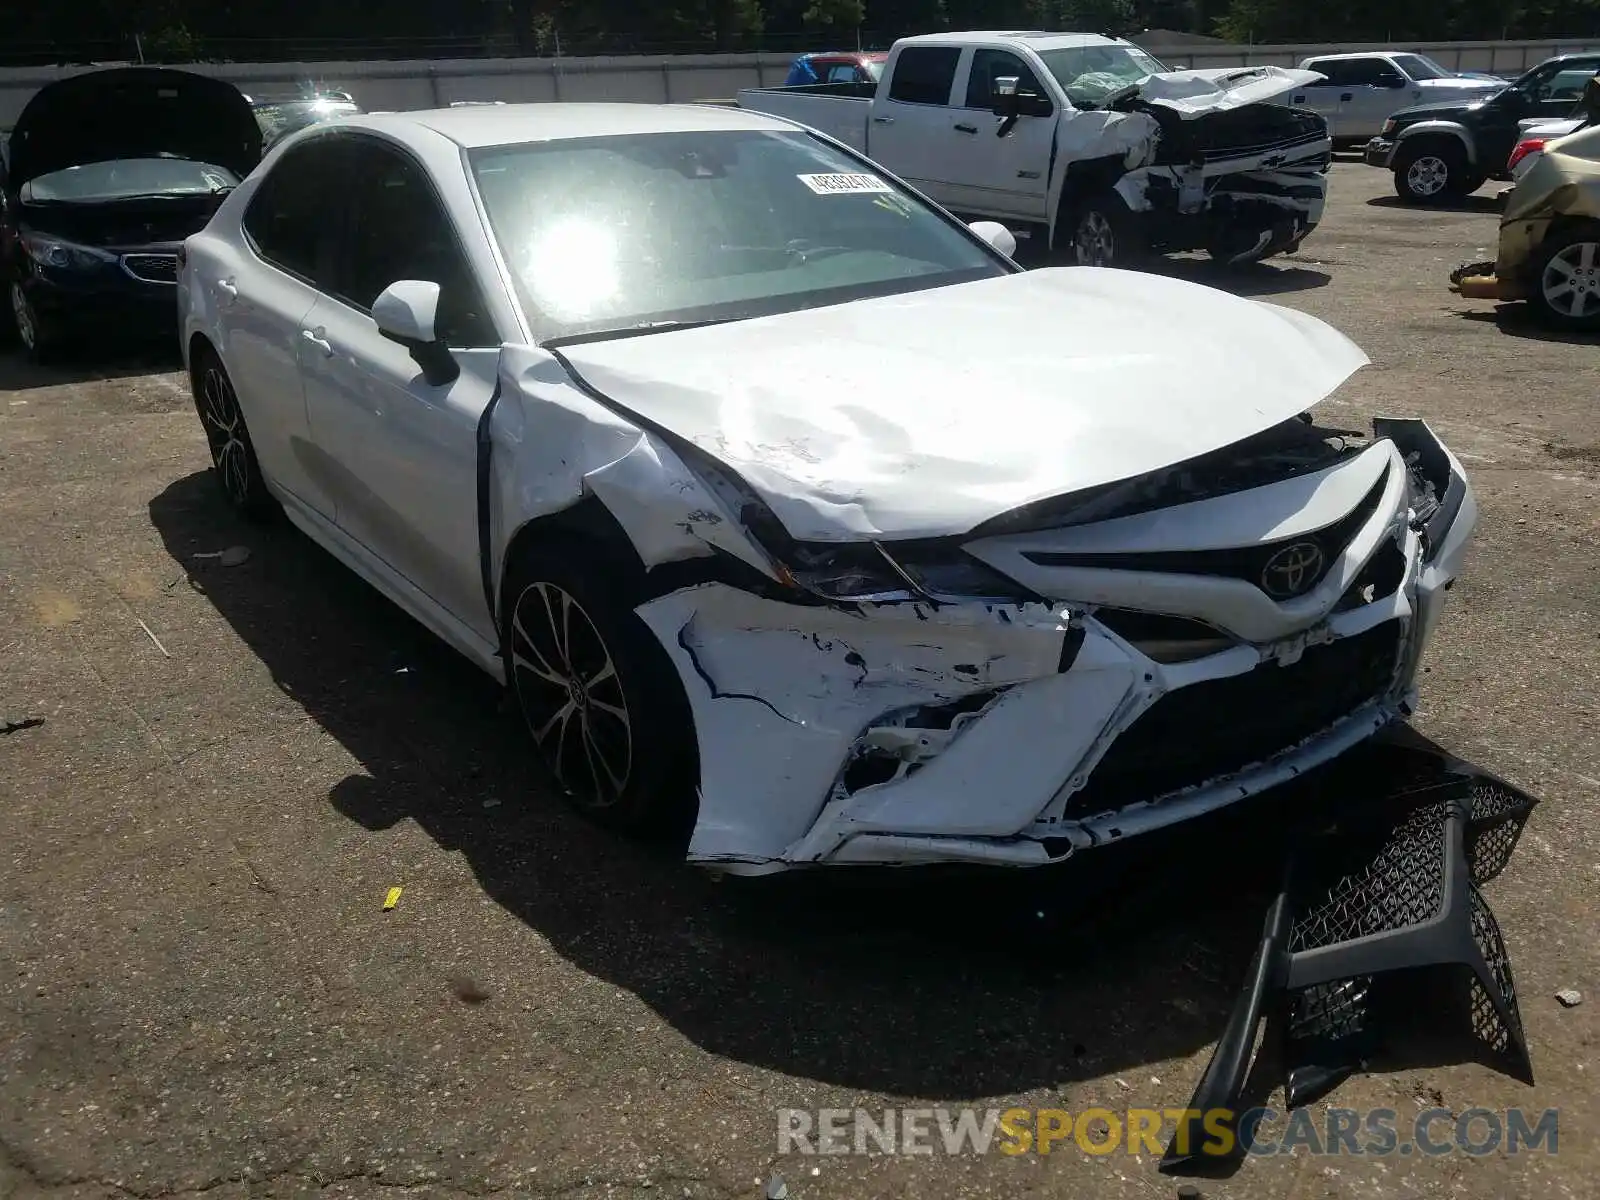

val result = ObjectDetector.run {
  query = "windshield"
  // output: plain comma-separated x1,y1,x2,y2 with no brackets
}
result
254,100,360,142
21,157,239,202
1392,54,1451,81
470,129,1010,341
1036,45,1169,109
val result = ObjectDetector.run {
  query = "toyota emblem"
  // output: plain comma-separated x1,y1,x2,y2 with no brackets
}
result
1259,541,1325,600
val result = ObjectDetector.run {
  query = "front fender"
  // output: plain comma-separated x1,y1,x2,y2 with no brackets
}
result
1393,120,1477,166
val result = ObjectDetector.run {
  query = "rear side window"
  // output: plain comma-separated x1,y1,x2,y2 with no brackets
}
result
888,47,961,105
241,138,347,288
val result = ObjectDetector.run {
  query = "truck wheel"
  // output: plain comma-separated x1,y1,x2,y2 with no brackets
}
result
1063,192,1146,269
1393,140,1470,204
1530,224,1600,332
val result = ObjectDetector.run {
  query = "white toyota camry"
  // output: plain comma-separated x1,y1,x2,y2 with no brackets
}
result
178,102,1477,875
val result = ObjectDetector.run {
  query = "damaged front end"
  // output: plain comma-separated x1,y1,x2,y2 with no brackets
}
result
1074,93,1333,263
627,414,1475,876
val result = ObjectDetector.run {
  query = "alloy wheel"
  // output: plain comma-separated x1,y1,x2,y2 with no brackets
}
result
1406,155,1450,198
509,581,633,808
11,284,36,351
198,366,252,507
1540,240,1600,321
1075,210,1116,267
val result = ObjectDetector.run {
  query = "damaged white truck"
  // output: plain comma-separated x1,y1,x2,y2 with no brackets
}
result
736,31,1333,267
179,102,1475,877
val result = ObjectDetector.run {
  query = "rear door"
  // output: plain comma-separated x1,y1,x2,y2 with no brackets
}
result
940,47,1054,222
1294,58,1350,135
223,135,350,519
868,45,964,206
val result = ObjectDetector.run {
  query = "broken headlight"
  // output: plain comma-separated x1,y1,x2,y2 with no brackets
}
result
1374,418,1467,563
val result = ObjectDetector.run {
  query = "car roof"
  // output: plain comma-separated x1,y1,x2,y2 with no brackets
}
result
897,31,1125,51
339,102,798,149
1300,51,1408,61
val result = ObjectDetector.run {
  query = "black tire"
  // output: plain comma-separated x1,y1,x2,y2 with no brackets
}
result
1060,190,1147,269
502,535,697,840
190,347,278,520
9,281,65,364
1393,140,1471,204
1528,224,1600,332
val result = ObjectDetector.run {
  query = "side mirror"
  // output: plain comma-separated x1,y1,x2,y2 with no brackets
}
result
373,279,459,387
1372,72,1406,89
968,220,1017,258
991,75,1021,119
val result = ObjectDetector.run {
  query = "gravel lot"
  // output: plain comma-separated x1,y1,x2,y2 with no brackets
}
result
2,159,1597,1200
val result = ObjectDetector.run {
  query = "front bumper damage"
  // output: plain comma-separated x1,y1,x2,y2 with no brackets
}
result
634,421,1477,876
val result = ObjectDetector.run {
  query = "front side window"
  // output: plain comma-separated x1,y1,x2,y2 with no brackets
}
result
964,50,1051,111
469,129,1009,342
22,157,238,203
241,138,348,287
1036,45,1168,109
340,141,495,346
887,47,962,105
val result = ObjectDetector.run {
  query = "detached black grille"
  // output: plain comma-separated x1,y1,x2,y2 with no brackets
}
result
122,253,179,284
1024,469,1389,600
1064,620,1404,818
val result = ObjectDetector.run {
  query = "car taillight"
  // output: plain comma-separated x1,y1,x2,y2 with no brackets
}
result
1508,138,1545,171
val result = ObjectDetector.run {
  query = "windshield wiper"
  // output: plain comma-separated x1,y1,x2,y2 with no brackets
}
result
541,316,739,349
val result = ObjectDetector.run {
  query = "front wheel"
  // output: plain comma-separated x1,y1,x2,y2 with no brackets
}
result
10,282,64,364
1062,192,1147,269
503,539,697,840
1393,141,1471,204
1530,226,1600,332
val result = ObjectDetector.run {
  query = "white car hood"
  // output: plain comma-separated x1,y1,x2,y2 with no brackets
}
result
557,269,1370,542
1135,67,1327,117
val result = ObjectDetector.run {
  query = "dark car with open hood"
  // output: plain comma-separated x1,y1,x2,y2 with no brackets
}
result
3,67,262,361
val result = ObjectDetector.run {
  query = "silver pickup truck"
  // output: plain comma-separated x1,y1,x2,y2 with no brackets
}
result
736,31,1334,269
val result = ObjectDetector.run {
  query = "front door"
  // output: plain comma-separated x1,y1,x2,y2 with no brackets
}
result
941,48,1055,223
297,136,502,636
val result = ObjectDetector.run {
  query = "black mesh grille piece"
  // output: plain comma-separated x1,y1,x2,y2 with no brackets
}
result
1065,621,1402,818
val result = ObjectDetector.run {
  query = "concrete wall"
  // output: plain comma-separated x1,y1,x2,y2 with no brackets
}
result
5,38,1600,128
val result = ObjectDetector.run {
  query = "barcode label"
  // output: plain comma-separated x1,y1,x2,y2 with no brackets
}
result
797,172,894,195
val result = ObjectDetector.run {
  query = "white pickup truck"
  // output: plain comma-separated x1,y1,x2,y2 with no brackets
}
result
735,31,1334,269
1290,51,1506,144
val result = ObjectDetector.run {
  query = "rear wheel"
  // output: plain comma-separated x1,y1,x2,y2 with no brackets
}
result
503,536,697,840
191,348,278,519
1530,225,1600,332
1393,140,1471,204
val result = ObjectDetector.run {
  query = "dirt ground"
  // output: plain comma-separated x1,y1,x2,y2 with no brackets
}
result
2,159,1598,1200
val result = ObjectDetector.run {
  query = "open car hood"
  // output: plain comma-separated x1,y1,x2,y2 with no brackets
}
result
557,268,1370,542
8,67,262,190
1133,66,1327,118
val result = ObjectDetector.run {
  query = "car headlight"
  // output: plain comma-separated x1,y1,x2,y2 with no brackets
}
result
20,232,117,271
678,447,1035,604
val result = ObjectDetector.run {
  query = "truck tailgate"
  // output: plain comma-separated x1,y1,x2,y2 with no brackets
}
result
733,88,870,152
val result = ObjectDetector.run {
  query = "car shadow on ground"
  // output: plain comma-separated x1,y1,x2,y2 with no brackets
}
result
0,339,184,390
1158,258,1332,296
1456,304,1600,343
150,469,1378,1099
1366,193,1506,215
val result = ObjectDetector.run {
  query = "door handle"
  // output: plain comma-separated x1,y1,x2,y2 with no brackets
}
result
301,328,333,356
1340,92,1353,101
953,122,978,134
872,115,895,124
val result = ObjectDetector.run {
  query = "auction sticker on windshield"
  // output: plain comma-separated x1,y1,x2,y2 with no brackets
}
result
798,172,894,195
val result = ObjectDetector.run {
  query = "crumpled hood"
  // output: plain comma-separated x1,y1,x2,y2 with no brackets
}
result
557,269,1370,542
1134,66,1326,118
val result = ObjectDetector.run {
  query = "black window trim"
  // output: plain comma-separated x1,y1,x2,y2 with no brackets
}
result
239,130,351,295
960,47,1054,113
885,45,963,108
241,128,501,349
